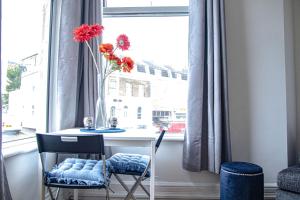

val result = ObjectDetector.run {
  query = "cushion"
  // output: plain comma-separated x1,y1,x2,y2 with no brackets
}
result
109,153,150,177
277,164,300,194
45,158,111,187
276,189,300,200
221,162,263,175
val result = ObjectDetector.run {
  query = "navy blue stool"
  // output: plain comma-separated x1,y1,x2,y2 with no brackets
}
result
220,162,264,200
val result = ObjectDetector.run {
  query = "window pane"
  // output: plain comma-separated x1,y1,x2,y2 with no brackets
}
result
103,16,188,134
106,0,189,7
2,0,50,143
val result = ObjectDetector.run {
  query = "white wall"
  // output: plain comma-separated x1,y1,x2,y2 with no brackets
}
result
5,151,40,200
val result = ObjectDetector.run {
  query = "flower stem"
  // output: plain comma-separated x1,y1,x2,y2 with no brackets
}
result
85,41,100,74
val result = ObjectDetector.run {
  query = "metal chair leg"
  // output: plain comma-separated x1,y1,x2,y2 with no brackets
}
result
47,186,55,200
132,176,150,197
124,176,145,200
54,188,60,200
114,174,137,200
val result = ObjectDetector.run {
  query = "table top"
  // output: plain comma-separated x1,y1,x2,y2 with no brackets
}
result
49,128,157,141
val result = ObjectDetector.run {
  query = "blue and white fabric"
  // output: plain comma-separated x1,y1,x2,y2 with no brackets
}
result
109,153,150,177
45,158,110,187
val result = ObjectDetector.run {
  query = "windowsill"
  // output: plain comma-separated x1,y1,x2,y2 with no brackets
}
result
163,134,184,141
2,137,38,159
1,132,184,159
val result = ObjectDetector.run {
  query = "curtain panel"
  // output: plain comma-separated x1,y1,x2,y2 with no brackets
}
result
48,0,102,132
0,0,13,198
183,0,231,173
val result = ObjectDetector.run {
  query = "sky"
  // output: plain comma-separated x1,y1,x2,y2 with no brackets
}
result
2,0,43,62
103,16,188,71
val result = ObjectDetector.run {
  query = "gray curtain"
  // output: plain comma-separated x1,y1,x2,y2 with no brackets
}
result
183,0,231,173
48,0,102,132
0,0,13,198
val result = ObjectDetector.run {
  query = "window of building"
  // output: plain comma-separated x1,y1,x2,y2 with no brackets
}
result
137,107,142,119
110,106,116,117
124,106,128,118
161,70,169,77
137,65,146,73
149,67,155,75
103,1,188,134
181,73,188,80
1,0,51,143
138,85,145,97
125,83,133,96
171,72,177,79
108,78,117,95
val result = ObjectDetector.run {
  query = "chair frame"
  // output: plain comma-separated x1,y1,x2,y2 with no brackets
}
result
36,133,110,200
112,130,166,200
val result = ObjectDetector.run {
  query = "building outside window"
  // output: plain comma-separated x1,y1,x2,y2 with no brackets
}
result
137,107,142,119
1,0,50,143
103,0,188,134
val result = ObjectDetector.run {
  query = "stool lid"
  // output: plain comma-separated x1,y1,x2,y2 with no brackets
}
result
221,162,263,174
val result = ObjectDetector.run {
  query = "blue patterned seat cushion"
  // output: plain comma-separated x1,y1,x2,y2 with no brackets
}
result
45,158,111,187
109,153,150,177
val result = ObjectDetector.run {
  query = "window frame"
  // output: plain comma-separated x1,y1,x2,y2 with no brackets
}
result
102,2,188,135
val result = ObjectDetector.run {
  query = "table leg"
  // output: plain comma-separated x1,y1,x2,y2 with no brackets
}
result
74,189,78,200
150,140,155,200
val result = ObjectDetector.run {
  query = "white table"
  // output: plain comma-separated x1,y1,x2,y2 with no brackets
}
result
42,128,157,200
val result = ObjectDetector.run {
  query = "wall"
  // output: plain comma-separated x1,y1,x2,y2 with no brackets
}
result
5,150,40,200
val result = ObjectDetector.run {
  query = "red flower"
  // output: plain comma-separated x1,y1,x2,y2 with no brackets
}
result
99,43,114,53
121,57,134,72
73,24,104,42
73,24,91,42
90,24,104,37
116,34,130,51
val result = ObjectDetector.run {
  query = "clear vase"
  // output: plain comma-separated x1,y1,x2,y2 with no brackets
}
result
95,74,108,129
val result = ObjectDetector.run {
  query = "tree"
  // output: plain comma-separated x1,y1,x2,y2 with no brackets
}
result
6,63,22,92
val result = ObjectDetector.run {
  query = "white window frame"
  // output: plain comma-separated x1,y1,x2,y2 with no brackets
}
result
103,1,189,17
102,2,188,138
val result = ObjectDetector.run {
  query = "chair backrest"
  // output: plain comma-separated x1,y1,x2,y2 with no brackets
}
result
36,133,105,155
155,130,166,152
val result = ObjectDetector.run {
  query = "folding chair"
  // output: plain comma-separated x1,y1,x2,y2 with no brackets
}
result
109,130,166,200
36,133,111,200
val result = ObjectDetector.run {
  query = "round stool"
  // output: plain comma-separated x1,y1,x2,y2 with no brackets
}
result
220,162,264,200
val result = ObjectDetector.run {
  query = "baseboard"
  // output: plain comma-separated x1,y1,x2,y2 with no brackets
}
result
63,181,277,200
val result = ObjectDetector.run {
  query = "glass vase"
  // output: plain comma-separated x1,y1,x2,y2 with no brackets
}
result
95,74,108,129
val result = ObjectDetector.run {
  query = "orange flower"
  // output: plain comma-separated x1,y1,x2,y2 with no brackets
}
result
99,43,114,53
121,57,134,72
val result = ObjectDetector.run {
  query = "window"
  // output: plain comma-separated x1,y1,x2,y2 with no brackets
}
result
149,67,155,75
161,70,169,77
137,64,146,73
105,0,189,7
123,106,128,117
103,1,188,134
171,72,177,79
137,107,142,119
108,78,117,95
181,73,188,80
138,85,145,97
125,83,132,96
1,0,51,143
110,106,116,117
